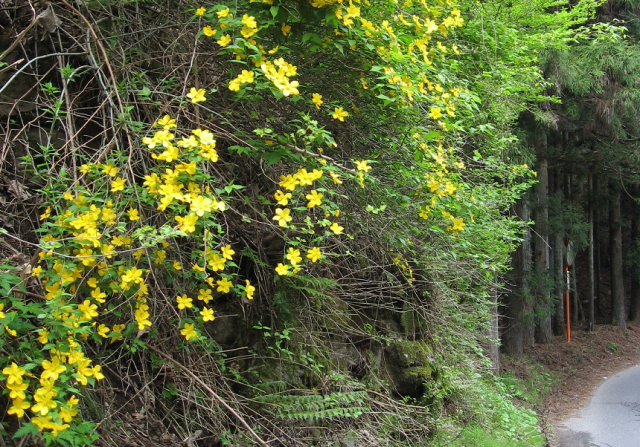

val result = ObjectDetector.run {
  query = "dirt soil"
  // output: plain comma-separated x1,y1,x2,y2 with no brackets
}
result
503,322,640,447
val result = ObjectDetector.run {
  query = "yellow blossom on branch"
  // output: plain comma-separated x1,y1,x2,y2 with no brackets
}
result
181,323,198,341
306,247,322,263
195,7,206,16
187,87,206,104
329,222,344,235
216,34,231,47
306,190,323,208
286,248,303,265
245,280,256,300
274,190,292,205
200,307,215,322
176,294,193,310
312,93,323,109
332,107,348,121
216,278,233,293
355,160,372,172
275,263,290,276
273,208,292,227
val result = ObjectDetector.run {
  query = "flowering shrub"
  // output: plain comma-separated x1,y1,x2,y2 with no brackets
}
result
0,0,539,444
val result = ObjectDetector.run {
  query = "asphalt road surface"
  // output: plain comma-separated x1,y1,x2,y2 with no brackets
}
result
557,364,640,447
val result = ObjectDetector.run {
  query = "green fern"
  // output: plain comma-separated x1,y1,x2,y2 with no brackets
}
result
257,391,369,421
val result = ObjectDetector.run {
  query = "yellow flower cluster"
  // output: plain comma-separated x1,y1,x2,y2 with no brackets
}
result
260,58,300,96
2,341,103,437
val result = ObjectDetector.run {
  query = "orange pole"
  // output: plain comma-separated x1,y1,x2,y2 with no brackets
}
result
565,265,571,342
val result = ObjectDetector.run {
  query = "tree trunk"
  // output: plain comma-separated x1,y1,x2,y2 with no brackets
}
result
535,156,553,344
522,195,535,348
629,216,640,321
503,201,526,357
610,186,626,327
587,174,595,331
553,169,566,336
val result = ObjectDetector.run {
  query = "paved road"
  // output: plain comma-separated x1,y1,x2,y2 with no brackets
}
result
557,364,640,447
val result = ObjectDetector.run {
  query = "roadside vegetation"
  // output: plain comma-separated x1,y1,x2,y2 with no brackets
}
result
0,0,634,445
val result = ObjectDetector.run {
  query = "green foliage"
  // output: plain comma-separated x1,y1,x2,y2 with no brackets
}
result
0,0,614,443
256,391,368,422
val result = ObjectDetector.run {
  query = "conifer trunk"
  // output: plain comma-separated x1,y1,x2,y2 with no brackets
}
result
610,186,626,327
553,169,566,336
535,156,553,344
587,174,595,331
629,215,640,321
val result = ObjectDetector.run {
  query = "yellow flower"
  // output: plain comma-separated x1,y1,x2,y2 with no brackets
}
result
275,263,290,276
0,303,4,319
102,163,119,177
306,247,322,263
176,294,193,310
195,7,206,16
332,107,349,121
355,160,372,172
37,328,49,344
7,398,30,418
191,195,213,216
245,280,255,300
311,93,323,109
200,307,215,322
305,190,323,208
173,261,182,270
281,22,291,36
7,380,28,399
187,87,207,104
198,288,213,303
329,222,344,235
5,326,17,337
330,172,343,184
274,190,292,206
154,115,177,129
279,174,299,191
221,244,235,260
216,278,233,293
97,324,110,338
429,107,443,120
128,207,140,221
3,363,26,387
78,300,99,321
207,253,226,271
241,14,257,29
449,217,465,232
217,8,230,18
175,213,199,233
110,177,126,192
91,287,107,304
41,356,66,381
273,208,292,227
39,206,51,220
286,248,303,266
217,34,232,47
181,323,198,341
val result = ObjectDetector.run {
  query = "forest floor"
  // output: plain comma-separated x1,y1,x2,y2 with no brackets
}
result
502,321,640,447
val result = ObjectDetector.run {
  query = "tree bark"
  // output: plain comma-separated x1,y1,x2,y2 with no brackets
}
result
610,186,626,327
553,169,566,336
535,156,553,344
503,203,526,358
629,216,640,321
587,174,595,331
